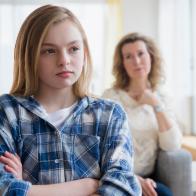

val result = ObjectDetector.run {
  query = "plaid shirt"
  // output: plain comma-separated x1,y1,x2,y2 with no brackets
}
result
0,94,141,196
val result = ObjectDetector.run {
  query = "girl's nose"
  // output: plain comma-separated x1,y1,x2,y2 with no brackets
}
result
58,50,70,66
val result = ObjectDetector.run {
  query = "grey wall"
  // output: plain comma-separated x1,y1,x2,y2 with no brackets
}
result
122,0,158,41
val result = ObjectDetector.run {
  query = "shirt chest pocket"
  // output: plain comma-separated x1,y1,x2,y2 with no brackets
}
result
68,134,101,179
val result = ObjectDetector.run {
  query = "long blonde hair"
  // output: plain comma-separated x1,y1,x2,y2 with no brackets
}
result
112,32,163,91
10,5,92,97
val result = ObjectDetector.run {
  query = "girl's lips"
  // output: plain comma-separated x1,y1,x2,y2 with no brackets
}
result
56,71,73,78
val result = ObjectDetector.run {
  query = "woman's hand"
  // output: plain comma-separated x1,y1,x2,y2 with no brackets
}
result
138,89,159,106
0,151,22,179
137,176,157,196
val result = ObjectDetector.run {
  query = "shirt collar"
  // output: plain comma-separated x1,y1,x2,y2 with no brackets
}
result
15,95,94,119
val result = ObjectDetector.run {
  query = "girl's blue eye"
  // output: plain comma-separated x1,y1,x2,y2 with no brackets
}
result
46,49,56,54
41,48,56,55
70,46,80,53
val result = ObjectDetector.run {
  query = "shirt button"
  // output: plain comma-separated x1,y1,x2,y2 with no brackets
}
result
54,159,60,164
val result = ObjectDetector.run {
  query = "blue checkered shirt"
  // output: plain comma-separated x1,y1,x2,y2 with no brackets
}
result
0,94,141,196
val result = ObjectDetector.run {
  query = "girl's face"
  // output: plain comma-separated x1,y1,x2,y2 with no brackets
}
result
122,40,151,81
37,20,84,93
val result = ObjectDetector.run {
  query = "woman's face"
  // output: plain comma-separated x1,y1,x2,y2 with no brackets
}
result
37,20,84,93
122,40,151,81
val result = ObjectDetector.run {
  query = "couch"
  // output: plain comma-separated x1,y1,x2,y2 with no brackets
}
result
155,149,192,196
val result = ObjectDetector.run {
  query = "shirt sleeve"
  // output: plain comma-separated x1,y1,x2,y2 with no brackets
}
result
157,90,182,151
97,103,141,196
0,104,32,196
0,164,31,196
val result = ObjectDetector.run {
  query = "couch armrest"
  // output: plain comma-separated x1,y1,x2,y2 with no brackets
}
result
155,149,192,196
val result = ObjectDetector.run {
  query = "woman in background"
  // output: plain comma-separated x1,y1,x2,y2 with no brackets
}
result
103,32,182,196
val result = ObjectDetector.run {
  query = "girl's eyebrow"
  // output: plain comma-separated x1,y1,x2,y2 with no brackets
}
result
42,40,83,47
123,52,132,55
68,40,83,45
41,43,56,47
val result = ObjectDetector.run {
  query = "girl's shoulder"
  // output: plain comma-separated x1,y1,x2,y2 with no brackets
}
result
0,94,39,111
86,95,120,108
84,96,126,117
0,94,18,106
0,93,28,102
0,94,23,120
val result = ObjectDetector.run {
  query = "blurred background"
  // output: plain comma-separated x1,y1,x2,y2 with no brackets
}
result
0,0,195,136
